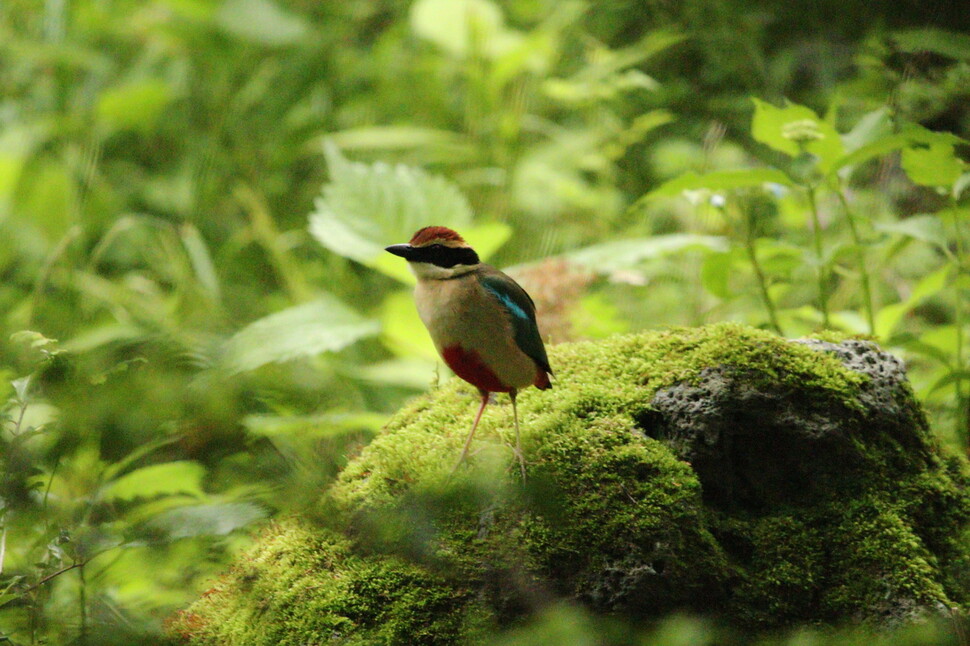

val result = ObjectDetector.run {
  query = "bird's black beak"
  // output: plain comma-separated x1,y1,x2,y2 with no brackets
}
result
385,244,415,260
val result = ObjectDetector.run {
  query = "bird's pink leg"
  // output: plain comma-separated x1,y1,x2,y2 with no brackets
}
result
454,390,490,471
510,389,526,480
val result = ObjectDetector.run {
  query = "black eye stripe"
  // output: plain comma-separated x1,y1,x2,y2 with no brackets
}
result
414,245,479,267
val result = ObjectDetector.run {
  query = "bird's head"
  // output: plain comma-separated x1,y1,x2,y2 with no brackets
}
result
385,226,480,280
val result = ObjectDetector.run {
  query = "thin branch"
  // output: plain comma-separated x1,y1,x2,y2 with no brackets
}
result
22,562,86,595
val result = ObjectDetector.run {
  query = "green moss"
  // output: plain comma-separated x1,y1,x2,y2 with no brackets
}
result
173,324,970,644
168,521,493,645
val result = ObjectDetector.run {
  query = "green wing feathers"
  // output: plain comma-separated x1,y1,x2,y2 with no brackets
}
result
479,271,553,377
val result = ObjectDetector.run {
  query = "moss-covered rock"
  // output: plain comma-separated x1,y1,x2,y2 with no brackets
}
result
170,324,970,644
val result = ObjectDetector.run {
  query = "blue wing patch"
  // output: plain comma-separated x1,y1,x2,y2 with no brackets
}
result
483,284,529,321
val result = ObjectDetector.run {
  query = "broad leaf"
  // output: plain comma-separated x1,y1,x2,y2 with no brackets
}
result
243,411,388,438
841,108,893,154
642,168,793,201
565,234,729,274
901,142,963,188
221,295,379,373
891,28,970,60
875,265,951,339
147,502,266,539
105,461,205,501
410,0,514,59
309,142,509,284
216,0,309,45
874,215,949,252
751,98,844,172
379,289,439,361
96,80,173,134
832,125,965,177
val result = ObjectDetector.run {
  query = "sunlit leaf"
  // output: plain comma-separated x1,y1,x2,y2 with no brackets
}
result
14,159,77,242
572,293,629,339
410,0,509,58
875,265,951,339
927,369,970,396
339,357,438,389
919,325,963,360
751,98,844,172
96,81,174,134
147,502,266,539
833,125,965,177
328,126,476,161
243,411,388,438
901,142,963,188
874,215,949,252
841,108,893,153
700,251,735,299
105,461,205,501
642,168,793,201
216,0,309,45
379,289,439,361
565,234,729,273
221,295,379,373
310,142,508,284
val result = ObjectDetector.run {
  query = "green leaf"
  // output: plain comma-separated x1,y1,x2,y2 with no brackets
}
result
750,98,844,172
96,81,174,134
572,293,629,339
642,168,793,201
841,108,893,153
14,159,78,242
901,143,964,188
919,325,963,360
310,142,505,284
927,369,970,396
875,265,951,339
216,0,309,45
379,289,439,361
339,358,439,389
700,251,735,299
147,502,266,539
831,125,964,176
328,126,475,161
565,234,729,274
105,461,205,501
243,411,388,438
891,28,970,60
410,0,511,59
221,295,379,373
180,223,221,302
874,215,949,251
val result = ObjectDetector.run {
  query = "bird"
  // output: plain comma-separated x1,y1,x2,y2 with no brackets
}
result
385,226,552,478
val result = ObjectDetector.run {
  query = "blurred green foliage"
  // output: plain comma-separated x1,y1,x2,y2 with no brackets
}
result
0,0,967,643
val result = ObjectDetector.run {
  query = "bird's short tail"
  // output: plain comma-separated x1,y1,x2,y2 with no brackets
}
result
534,369,552,390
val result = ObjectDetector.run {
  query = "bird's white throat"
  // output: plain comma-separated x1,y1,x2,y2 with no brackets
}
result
408,261,479,281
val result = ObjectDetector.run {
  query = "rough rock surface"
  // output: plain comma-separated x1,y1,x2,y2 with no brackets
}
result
170,325,970,645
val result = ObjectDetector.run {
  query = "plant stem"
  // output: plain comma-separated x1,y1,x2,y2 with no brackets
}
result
948,205,968,450
806,185,830,327
0,519,6,576
743,205,783,335
79,564,87,646
836,188,875,334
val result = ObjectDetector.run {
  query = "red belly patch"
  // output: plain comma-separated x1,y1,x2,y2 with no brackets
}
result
442,345,511,393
